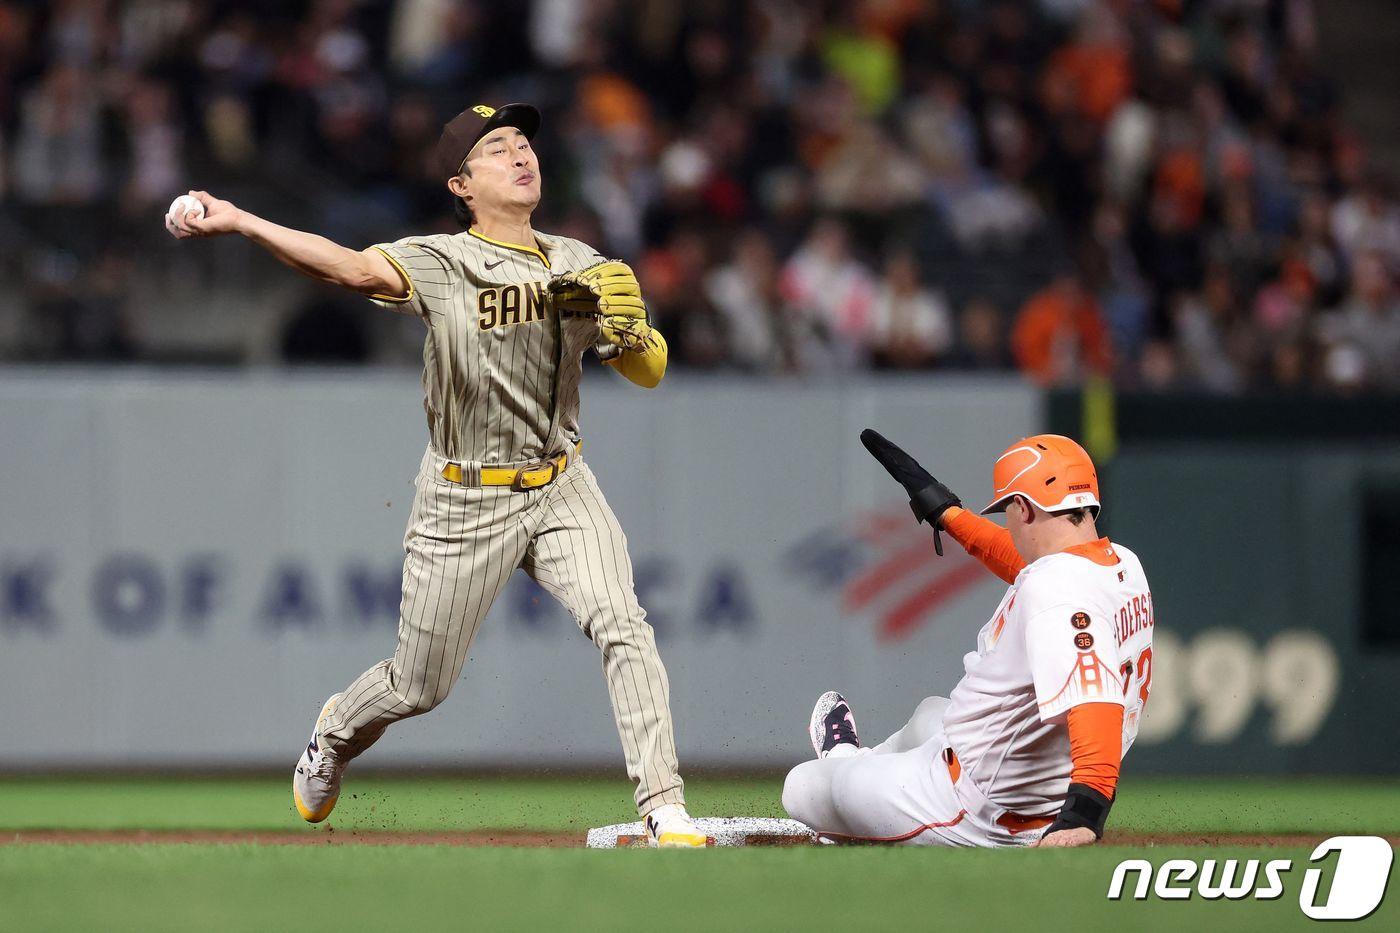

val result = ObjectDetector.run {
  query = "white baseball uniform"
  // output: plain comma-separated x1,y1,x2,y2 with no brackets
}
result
783,537,1154,846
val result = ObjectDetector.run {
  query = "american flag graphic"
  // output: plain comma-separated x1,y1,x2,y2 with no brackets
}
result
785,507,987,641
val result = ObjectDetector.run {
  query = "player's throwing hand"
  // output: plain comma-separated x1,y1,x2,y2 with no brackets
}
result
166,190,242,238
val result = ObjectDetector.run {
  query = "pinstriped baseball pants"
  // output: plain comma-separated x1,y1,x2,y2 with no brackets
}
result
317,447,685,815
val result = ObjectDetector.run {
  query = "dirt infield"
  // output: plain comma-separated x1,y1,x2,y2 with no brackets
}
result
1,829,580,847
6,829,1396,848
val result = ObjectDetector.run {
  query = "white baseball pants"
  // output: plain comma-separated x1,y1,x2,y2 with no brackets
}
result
782,697,1036,847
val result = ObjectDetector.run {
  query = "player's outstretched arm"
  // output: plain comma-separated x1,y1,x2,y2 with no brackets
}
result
859,429,960,555
859,429,1026,582
940,507,1025,584
167,190,407,299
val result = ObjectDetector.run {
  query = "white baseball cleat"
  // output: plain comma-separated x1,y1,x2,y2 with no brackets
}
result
808,691,860,758
643,804,709,848
292,693,347,823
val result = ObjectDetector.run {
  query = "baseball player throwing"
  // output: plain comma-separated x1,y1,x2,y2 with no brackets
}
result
782,432,1154,847
167,102,706,847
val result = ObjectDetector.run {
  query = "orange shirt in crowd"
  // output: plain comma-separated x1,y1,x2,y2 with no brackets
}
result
1045,44,1132,124
1011,280,1113,384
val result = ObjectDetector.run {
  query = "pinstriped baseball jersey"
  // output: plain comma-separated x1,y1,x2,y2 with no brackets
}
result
308,224,688,818
369,228,606,463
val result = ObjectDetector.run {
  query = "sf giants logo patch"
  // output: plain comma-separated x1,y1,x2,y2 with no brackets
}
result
480,283,549,330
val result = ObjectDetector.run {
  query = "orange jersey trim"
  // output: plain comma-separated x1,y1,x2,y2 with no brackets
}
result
1067,702,1124,799
942,507,1025,584
1063,537,1119,566
945,507,1119,578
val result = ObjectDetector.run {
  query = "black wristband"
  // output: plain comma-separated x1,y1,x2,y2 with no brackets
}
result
1045,783,1114,840
907,482,961,526
908,482,960,557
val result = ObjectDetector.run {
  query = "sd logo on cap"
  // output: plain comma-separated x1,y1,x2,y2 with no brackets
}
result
434,102,541,180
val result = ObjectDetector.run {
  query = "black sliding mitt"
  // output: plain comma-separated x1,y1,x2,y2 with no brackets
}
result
859,429,962,556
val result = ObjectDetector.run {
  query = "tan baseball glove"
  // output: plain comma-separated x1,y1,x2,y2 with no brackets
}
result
548,260,648,320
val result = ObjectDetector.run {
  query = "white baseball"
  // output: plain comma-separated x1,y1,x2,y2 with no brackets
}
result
165,194,205,239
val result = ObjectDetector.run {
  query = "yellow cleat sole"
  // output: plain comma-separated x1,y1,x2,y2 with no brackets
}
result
654,831,710,848
292,694,344,824
293,789,338,823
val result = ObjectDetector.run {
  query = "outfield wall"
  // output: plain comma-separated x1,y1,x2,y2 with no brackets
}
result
0,371,1394,773
1050,391,1400,776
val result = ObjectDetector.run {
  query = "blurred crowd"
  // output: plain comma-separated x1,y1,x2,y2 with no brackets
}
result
2,0,1400,392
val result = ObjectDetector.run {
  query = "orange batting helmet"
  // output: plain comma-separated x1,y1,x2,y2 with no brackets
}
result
979,434,1100,516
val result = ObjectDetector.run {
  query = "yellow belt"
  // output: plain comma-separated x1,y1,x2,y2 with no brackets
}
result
440,444,579,490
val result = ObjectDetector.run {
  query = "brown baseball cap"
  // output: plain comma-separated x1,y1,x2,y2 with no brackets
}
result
434,103,541,180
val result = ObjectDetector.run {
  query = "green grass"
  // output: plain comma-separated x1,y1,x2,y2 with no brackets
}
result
0,775,1395,932
0,774,777,834
1,773,1396,836
4,844,1380,933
